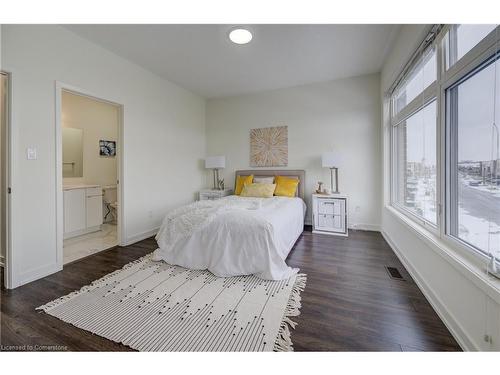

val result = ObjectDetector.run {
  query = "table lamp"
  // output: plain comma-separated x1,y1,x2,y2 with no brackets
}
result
322,152,341,193
205,156,226,190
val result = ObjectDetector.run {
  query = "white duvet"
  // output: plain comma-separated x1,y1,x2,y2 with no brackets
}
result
153,195,306,280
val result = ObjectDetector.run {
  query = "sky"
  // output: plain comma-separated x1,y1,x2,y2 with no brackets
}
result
405,101,437,164
458,59,499,162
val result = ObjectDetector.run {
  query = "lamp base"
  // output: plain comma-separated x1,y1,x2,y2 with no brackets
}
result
330,167,339,194
212,168,222,190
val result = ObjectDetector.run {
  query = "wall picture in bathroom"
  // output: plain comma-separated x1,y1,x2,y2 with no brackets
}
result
99,140,116,157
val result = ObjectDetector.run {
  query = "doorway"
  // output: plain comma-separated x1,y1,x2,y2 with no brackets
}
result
56,84,124,266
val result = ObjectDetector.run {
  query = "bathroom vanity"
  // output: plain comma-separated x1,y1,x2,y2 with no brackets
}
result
63,185,103,239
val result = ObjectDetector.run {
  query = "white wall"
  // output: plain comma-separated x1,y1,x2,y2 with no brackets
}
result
1,25,206,288
206,74,382,229
0,68,5,266
62,91,118,187
0,25,4,267
381,25,500,351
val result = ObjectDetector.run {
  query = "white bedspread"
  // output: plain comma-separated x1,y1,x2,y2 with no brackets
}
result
153,195,306,280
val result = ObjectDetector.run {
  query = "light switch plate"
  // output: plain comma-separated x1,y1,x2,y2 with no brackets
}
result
26,147,37,160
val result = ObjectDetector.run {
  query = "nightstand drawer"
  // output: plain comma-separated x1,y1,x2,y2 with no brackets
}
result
199,189,233,201
199,192,220,200
316,213,345,232
317,198,344,215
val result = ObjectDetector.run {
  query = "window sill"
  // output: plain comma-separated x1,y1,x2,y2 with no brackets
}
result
385,205,500,305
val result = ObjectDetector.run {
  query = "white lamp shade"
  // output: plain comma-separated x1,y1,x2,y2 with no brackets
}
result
205,155,226,169
322,152,341,168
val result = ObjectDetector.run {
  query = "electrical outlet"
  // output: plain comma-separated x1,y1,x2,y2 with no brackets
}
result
148,210,153,219
355,206,361,212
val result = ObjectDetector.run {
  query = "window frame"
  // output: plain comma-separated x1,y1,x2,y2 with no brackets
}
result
389,24,500,266
442,36,500,264
392,47,438,119
390,44,440,234
390,97,439,233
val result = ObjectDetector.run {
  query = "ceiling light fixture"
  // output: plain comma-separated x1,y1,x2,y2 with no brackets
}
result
229,28,253,45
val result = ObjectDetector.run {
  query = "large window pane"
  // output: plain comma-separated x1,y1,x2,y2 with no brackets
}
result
448,56,500,258
394,48,436,115
395,101,437,224
447,24,498,68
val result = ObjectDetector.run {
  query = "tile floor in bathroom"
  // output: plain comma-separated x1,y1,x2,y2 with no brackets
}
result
63,223,118,264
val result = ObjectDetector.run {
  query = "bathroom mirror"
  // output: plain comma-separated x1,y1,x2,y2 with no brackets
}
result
62,127,84,178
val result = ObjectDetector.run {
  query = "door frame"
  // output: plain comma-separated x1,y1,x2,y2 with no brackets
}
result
1,71,13,288
55,81,125,269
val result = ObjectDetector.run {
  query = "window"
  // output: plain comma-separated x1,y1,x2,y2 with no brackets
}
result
447,54,500,259
446,24,498,69
394,48,436,115
391,44,438,226
394,101,437,224
390,24,500,264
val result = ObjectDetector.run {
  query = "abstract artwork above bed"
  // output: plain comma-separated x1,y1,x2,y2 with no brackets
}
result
250,126,288,167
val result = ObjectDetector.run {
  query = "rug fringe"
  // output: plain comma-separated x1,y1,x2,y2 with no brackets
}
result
273,273,307,352
36,253,153,312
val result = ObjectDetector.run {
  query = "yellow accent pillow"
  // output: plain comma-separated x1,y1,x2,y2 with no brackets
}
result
240,183,276,198
235,174,253,195
274,175,299,197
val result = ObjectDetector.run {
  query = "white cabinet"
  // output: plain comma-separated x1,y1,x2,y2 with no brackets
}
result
63,188,86,234
63,186,103,239
199,189,233,201
86,196,103,228
312,193,348,236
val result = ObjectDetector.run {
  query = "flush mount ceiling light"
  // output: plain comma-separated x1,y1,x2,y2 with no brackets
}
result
229,28,253,45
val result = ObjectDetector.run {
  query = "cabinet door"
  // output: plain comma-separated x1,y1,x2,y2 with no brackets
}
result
64,189,86,233
86,195,103,228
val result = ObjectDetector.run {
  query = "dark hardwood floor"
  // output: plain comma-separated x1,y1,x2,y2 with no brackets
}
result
0,230,461,351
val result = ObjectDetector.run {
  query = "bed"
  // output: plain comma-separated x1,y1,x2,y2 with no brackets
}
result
152,170,306,280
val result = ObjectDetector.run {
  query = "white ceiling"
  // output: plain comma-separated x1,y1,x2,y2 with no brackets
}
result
65,24,401,98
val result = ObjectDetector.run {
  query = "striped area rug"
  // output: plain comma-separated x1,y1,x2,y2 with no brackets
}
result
37,254,306,351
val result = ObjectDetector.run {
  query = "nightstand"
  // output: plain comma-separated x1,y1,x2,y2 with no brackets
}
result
199,189,233,201
312,193,348,237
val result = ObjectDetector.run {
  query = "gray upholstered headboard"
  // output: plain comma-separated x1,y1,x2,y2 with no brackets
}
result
234,170,306,200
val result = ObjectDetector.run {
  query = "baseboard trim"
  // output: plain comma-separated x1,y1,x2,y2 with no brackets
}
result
125,227,159,246
381,230,477,351
349,223,380,232
16,262,63,289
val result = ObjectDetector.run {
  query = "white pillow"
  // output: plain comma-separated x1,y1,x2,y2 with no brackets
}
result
253,176,274,184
